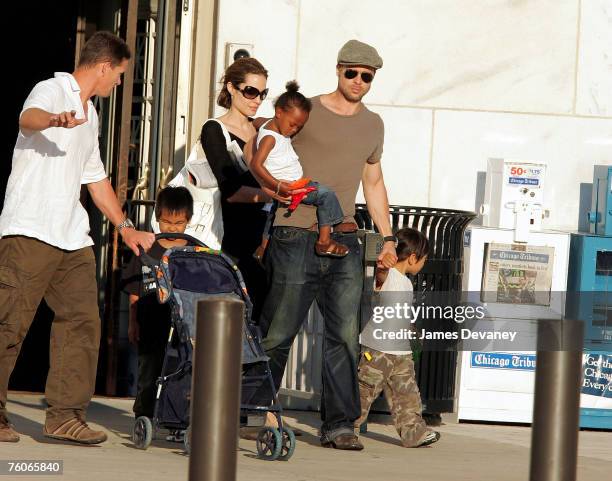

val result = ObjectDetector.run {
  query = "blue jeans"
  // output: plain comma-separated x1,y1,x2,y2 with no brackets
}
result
262,182,344,241
259,227,363,434
301,182,344,227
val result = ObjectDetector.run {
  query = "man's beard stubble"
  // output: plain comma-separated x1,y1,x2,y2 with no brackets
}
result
339,84,366,103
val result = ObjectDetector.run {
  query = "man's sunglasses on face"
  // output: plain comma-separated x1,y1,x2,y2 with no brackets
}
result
234,84,269,101
343,69,374,84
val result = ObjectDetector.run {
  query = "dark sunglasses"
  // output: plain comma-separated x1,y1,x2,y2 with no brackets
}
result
234,84,269,101
343,69,374,83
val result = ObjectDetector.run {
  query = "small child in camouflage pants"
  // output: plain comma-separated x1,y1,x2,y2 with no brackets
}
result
356,228,440,447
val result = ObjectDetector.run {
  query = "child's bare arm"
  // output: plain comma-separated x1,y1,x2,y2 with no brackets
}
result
128,294,140,344
375,266,390,290
250,136,292,196
374,253,396,290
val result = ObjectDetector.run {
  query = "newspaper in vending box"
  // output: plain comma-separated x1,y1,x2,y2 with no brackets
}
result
481,242,554,306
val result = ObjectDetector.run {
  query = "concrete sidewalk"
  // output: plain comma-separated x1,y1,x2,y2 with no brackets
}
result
2,392,611,481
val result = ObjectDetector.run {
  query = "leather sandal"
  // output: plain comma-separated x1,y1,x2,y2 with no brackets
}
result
321,433,363,450
315,240,349,258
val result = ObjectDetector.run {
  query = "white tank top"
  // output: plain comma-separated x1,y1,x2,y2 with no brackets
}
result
256,121,303,182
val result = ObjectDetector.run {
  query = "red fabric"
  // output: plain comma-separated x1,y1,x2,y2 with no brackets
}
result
288,186,317,212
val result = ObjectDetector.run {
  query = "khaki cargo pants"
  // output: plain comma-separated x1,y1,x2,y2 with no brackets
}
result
0,236,101,429
356,348,429,447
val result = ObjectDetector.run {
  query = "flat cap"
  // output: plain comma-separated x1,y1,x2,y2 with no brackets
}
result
337,39,383,70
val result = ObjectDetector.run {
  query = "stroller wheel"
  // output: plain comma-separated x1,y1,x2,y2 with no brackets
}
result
278,427,296,461
183,426,191,454
256,427,282,461
132,416,153,450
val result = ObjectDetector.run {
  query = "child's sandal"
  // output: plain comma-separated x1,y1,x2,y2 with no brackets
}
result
315,240,349,258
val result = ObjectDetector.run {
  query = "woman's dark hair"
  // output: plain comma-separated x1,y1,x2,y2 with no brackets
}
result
217,58,268,109
77,31,131,68
155,186,194,220
395,228,429,262
274,81,312,113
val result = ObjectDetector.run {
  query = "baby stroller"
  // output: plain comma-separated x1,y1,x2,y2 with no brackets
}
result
130,233,296,461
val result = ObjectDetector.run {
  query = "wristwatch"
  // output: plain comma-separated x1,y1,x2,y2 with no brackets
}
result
117,218,135,233
383,235,397,246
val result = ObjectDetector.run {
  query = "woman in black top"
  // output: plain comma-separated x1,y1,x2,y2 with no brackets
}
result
200,58,271,321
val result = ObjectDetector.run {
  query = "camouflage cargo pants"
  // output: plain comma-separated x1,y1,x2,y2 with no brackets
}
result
356,348,429,447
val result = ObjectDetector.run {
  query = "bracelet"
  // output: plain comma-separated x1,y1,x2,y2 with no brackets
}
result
275,180,282,195
117,218,135,233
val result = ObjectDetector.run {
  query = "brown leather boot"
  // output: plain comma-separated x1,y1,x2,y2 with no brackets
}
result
44,417,107,445
321,432,364,450
0,414,20,443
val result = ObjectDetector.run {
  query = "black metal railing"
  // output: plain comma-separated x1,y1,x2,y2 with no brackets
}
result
355,204,477,414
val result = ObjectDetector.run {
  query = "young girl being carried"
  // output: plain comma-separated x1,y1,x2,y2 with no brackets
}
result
250,81,348,258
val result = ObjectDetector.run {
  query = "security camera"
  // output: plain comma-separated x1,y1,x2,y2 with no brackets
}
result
233,48,250,61
225,43,254,68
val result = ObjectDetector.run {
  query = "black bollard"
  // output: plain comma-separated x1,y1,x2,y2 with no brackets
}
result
529,318,584,481
189,297,244,481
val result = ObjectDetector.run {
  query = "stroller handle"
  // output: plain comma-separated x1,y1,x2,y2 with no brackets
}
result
153,233,209,248
137,233,210,272
137,233,209,257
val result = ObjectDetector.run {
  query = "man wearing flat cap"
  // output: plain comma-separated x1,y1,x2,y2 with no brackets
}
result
259,39,395,451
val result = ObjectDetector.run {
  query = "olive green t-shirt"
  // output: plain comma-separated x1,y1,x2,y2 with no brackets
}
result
274,95,384,228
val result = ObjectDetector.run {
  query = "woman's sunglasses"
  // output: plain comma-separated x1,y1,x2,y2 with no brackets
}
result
234,84,269,101
343,69,374,84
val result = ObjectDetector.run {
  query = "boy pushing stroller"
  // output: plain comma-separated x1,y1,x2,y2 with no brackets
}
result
122,186,193,442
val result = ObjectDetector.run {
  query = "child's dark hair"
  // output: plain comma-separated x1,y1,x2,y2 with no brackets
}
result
155,186,194,220
395,228,429,262
274,81,312,113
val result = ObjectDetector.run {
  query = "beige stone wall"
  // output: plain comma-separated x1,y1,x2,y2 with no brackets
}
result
195,0,612,231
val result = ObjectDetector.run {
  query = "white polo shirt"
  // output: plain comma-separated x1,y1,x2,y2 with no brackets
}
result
0,73,107,250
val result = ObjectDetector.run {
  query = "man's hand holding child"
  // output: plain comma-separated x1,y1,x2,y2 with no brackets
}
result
377,251,397,270
377,243,398,269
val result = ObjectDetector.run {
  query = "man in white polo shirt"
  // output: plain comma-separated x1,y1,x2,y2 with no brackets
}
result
0,31,154,445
